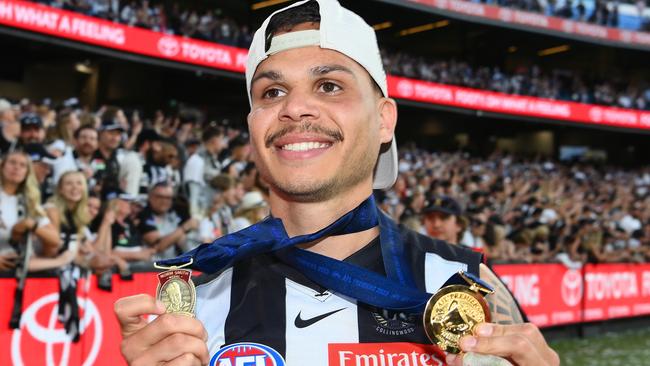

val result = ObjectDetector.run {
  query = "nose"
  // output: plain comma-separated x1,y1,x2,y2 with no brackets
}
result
278,89,319,123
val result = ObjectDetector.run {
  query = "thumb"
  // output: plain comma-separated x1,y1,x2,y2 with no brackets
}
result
114,294,166,338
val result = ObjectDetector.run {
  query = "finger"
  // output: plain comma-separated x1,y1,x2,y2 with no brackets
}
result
475,323,557,362
165,353,204,366
459,334,543,365
129,333,209,366
114,294,166,334
122,313,208,358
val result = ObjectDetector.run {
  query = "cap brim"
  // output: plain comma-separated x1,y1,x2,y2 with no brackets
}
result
373,138,397,190
422,207,458,216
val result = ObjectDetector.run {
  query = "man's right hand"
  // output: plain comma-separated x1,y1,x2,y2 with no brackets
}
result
114,294,210,366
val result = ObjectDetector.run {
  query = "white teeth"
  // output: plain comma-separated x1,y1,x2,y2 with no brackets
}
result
281,142,329,151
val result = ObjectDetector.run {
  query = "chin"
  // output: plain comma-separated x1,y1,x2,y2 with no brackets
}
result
273,176,338,203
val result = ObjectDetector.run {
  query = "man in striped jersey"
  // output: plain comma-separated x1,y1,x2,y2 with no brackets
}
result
115,1,559,365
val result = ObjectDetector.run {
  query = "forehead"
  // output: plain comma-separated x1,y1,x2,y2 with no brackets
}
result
253,46,368,82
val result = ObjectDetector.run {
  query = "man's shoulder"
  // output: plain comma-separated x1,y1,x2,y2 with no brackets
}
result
400,225,483,265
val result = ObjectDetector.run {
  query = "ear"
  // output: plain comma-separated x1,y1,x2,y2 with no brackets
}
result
377,97,397,144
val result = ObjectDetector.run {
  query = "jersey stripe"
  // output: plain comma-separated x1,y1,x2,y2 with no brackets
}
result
196,267,233,355
424,252,468,293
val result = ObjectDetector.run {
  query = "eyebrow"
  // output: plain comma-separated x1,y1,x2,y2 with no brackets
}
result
250,70,283,88
310,64,355,78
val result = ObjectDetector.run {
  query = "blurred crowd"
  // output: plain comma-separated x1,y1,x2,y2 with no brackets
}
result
30,0,650,111
382,147,650,266
382,50,650,110
478,0,650,31
33,0,254,47
0,96,648,285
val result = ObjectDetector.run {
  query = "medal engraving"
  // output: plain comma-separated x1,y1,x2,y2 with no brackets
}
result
423,272,494,354
156,269,196,317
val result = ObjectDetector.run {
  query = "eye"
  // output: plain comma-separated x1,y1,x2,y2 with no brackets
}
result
318,81,342,94
262,88,287,99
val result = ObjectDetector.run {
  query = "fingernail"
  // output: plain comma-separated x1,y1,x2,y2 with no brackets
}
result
461,336,477,350
445,353,457,364
156,300,166,312
476,323,493,336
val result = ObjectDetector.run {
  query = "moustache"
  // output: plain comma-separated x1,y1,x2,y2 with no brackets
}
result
265,121,343,148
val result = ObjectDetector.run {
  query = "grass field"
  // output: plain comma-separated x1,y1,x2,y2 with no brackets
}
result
551,328,650,365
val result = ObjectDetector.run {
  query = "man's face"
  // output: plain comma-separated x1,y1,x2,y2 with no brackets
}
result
248,35,395,202
149,186,174,214
20,126,44,144
99,129,122,151
75,129,98,156
423,211,461,244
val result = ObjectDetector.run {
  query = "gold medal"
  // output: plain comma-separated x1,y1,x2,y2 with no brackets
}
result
423,271,494,354
154,259,196,317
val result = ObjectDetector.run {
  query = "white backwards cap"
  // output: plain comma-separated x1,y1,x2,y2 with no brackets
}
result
245,0,398,190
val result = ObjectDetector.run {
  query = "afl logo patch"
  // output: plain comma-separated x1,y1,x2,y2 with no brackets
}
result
210,342,285,366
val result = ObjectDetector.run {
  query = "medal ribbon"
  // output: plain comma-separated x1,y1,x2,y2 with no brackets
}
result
157,195,432,313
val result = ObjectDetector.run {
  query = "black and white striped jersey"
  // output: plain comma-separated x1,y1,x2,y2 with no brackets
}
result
195,226,482,366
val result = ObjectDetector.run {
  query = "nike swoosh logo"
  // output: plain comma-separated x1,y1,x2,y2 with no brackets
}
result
294,308,346,328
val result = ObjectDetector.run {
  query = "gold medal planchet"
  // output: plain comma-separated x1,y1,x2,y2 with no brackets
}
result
423,284,491,354
156,268,196,317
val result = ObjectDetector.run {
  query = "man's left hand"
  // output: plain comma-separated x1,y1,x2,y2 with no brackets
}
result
445,323,559,366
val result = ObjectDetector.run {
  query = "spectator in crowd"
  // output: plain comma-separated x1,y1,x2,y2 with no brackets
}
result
421,196,467,245
28,171,88,272
24,143,57,203
221,134,251,177
207,174,240,235
230,190,269,232
0,99,19,155
47,109,80,156
135,129,167,196
106,190,155,265
183,126,227,216
0,151,59,260
70,125,99,189
137,182,198,261
93,118,124,196
19,113,46,145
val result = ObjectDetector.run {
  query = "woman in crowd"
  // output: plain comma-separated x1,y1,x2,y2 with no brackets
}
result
0,151,59,272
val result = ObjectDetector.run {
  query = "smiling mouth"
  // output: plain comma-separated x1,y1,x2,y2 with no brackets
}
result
280,142,331,151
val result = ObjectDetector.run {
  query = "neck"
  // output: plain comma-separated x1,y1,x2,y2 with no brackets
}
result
65,200,76,211
268,180,379,260
2,182,18,195
77,151,93,162
98,146,113,158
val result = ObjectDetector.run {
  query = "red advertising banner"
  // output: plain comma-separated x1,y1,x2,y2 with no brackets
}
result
492,264,585,327
388,75,650,130
1,0,650,131
0,273,156,366
582,263,650,321
493,263,650,328
0,0,248,72
408,0,650,49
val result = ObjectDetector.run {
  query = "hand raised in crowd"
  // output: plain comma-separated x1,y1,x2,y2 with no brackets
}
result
115,294,209,366
0,252,18,271
446,323,560,366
